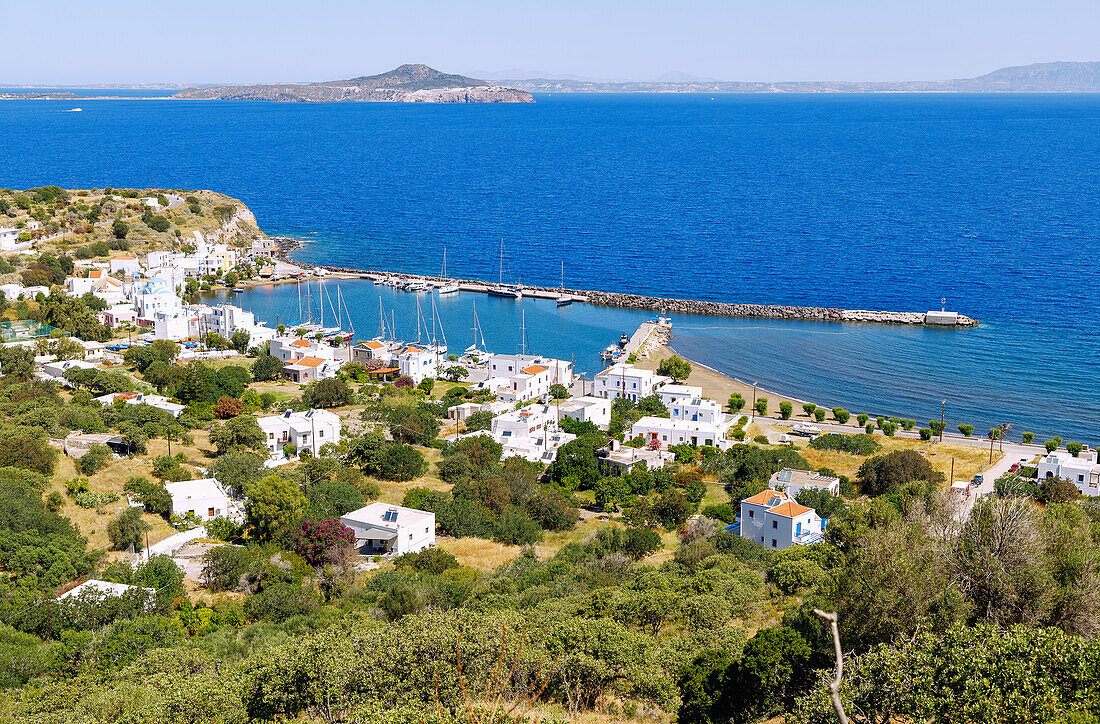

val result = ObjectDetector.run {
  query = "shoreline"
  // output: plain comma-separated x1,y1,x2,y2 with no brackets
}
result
270,236,979,328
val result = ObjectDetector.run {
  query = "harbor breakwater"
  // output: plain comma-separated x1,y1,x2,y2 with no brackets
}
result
272,238,978,327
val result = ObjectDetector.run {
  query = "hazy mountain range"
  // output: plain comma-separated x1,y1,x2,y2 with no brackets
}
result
501,61,1100,93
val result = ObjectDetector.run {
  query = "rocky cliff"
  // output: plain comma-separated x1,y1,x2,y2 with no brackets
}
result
173,64,534,103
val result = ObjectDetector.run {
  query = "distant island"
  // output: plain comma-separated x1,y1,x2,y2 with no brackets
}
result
4,61,1099,101
172,64,534,103
503,61,1100,94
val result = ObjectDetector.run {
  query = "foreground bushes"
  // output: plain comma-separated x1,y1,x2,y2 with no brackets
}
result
808,433,880,456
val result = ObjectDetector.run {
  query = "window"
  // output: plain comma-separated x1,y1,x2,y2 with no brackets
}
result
771,539,777,548
748,510,754,519
208,507,215,517
771,520,778,529
796,522,802,535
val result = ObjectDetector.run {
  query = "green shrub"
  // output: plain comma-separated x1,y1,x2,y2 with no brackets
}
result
813,408,827,422
1066,442,1083,457
809,433,881,456
754,398,768,416
957,423,974,437
802,403,817,418
856,413,869,427
882,422,898,437
832,408,850,424
78,444,111,475
779,401,793,420
1022,432,1034,444
753,435,769,445
1045,440,1058,453
919,428,932,441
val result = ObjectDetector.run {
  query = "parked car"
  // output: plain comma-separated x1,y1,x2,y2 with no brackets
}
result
1009,463,1020,473
971,473,984,487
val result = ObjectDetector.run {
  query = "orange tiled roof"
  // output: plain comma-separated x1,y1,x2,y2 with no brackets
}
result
365,340,385,349
522,364,548,375
89,270,104,279
768,501,814,518
291,339,310,347
742,490,791,507
293,356,325,368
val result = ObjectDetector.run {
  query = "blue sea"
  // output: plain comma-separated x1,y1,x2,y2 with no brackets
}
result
1,93,1097,442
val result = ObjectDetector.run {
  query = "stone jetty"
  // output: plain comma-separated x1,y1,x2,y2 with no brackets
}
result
271,239,978,327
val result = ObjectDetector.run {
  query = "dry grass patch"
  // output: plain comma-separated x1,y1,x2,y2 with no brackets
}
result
799,435,1001,485
437,536,521,572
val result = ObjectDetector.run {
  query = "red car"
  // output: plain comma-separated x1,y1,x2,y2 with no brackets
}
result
1009,463,1020,472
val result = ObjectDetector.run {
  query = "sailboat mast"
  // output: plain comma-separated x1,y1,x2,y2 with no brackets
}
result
520,309,528,356
499,237,504,285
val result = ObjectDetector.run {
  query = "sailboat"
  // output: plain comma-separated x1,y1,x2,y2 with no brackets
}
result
438,247,459,295
464,301,488,359
556,260,572,307
488,237,522,299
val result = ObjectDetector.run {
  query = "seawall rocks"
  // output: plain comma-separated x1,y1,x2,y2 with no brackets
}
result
270,242,977,327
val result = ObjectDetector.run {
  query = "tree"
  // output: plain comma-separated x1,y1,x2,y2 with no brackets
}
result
729,393,745,412
214,396,243,419
230,329,251,354
754,397,768,416
111,219,128,239
107,508,150,552
208,452,265,494
303,378,354,408
292,517,355,566
857,449,939,496
958,423,975,437
1066,441,1083,457
778,401,793,419
549,383,569,399
223,271,239,287
1022,432,1034,444
388,406,440,445
209,414,266,455
0,345,35,379
377,444,427,481
78,443,111,475
465,410,493,431
813,408,827,422
306,478,364,518
443,365,468,382
245,475,307,542
657,355,692,383
832,407,851,424
802,403,817,418
0,436,58,475
251,354,284,382
416,377,435,395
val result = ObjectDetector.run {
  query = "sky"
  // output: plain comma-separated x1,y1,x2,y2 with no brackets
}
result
1,0,1098,85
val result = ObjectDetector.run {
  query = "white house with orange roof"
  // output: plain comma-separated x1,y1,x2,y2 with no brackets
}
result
268,336,339,363
283,355,340,383
109,256,142,276
351,339,394,364
486,354,573,403
738,489,826,550
65,269,127,305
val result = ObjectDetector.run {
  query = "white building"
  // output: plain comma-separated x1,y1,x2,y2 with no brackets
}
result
39,359,98,385
65,270,126,305
351,339,394,364
196,303,276,347
0,283,48,300
1038,449,1100,496
340,502,436,557
268,336,339,363
395,344,445,384
283,356,341,383
629,415,733,450
558,395,613,429
657,384,704,409
109,256,142,276
96,391,186,417
165,478,240,521
596,441,675,476
476,403,577,464
132,277,183,321
59,579,155,602
770,468,841,497
0,227,24,251
487,354,573,403
257,408,341,458
739,489,826,550
592,364,670,402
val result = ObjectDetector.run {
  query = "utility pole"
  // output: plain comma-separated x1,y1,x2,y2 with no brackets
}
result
989,430,996,464
950,457,955,484
751,383,758,423
940,399,946,442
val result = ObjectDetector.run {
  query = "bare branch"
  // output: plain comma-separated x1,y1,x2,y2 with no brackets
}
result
814,609,850,724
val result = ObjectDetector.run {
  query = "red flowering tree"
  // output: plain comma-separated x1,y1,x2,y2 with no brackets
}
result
394,375,414,389
646,437,662,451
215,396,243,419
293,518,356,566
